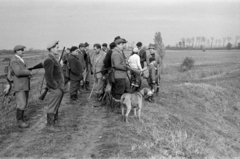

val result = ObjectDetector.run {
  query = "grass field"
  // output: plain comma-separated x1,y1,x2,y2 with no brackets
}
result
0,49,240,158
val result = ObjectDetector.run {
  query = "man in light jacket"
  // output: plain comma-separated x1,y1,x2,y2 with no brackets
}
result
10,45,32,128
92,43,106,100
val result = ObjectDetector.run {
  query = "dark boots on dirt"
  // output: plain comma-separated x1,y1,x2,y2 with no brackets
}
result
16,109,29,128
47,113,55,126
54,110,60,125
85,81,90,91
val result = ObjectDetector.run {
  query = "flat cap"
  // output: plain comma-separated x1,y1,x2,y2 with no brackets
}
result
47,40,59,50
79,43,85,48
148,43,155,49
114,36,121,42
136,42,142,47
84,42,89,47
70,46,78,52
102,43,107,47
13,45,26,52
115,38,127,45
122,38,128,43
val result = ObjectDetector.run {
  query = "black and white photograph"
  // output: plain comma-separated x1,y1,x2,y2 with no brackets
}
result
0,0,240,158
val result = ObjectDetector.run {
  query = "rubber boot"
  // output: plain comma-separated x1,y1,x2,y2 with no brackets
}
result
47,113,55,127
85,81,90,91
54,110,59,125
16,109,29,128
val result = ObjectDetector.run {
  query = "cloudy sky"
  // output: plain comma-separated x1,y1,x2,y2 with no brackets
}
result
0,0,239,49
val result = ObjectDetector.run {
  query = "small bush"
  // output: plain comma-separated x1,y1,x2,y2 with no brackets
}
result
180,57,195,72
2,57,11,62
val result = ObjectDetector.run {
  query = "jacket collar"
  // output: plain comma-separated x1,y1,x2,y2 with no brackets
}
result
70,53,79,59
48,53,59,65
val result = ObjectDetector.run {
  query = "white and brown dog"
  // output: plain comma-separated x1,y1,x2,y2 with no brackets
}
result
120,87,154,123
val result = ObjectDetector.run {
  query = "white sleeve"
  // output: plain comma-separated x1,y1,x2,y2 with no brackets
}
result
137,56,142,70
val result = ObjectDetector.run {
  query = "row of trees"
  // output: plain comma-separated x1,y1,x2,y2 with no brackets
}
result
176,36,240,49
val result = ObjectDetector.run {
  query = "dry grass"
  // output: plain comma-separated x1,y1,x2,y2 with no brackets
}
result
1,50,240,158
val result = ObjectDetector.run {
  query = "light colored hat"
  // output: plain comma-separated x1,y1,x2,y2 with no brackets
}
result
133,47,139,53
13,45,26,52
47,40,59,50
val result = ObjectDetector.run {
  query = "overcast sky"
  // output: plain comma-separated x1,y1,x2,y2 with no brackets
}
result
0,0,239,49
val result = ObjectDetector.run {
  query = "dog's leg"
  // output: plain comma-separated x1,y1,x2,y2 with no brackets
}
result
125,106,131,123
121,104,125,122
134,108,137,118
137,108,143,123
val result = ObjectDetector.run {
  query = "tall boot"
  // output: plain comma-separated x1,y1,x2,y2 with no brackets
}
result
85,81,90,91
47,113,55,127
54,110,59,125
16,109,29,128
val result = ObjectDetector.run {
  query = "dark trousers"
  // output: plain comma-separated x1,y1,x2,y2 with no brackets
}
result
47,88,64,114
70,80,80,96
130,71,141,86
112,78,126,100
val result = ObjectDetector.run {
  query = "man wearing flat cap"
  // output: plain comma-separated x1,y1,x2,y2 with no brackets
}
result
111,39,130,101
10,45,32,128
136,42,147,68
44,41,65,127
146,43,161,97
68,46,83,100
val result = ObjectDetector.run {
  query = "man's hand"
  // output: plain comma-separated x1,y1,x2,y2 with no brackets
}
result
102,76,106,80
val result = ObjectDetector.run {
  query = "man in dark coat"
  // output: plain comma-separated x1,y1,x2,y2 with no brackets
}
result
10,45,32,128
62,48,70,88
68,46,83,100
84,42,92,90
78,43,87,90
136,42,146,68
111,39,129,100
103,42,116,74
44,41,65,127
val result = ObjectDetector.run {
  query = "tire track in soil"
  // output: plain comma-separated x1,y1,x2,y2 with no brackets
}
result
59,92,109,158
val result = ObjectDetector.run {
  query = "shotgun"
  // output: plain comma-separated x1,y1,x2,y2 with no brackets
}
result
39,47,65,100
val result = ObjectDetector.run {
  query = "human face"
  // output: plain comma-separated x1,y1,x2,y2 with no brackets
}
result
72,49,78,55
85,46,89,51
16,49,25,58
94,47,101,54
80,47,85,51
123,43,127,50
102,46,107,50
117,43,124,51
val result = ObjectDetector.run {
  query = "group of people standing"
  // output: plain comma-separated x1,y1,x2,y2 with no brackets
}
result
8,36,161,129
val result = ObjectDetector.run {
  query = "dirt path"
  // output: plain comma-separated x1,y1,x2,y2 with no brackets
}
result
0,90,109,158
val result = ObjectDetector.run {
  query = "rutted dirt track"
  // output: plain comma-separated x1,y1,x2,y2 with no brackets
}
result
0,90,110,158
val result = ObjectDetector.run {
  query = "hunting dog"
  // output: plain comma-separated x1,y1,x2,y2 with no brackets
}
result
120,87,153,123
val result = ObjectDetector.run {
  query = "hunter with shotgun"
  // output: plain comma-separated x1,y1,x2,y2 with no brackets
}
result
43,41,66,128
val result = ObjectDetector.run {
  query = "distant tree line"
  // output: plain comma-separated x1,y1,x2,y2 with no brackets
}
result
166,36,240,50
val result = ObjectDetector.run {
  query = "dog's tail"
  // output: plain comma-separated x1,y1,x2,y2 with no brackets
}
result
120,94,126,105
